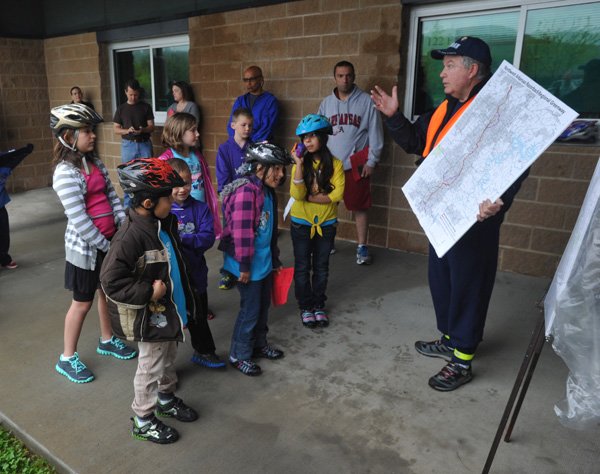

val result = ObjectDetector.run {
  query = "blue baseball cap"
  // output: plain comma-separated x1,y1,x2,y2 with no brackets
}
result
431,36,492,67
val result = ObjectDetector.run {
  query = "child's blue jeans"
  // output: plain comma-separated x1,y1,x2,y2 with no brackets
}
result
229,273,272,361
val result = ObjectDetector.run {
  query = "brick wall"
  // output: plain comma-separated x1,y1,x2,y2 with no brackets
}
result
189,0,402,232
0,38,53,192
500,144,598,276
2,0,598,278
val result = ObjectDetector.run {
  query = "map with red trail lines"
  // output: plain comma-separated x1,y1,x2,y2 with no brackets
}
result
402,61,578,257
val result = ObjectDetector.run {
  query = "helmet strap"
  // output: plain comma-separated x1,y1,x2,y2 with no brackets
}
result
58,129,80,152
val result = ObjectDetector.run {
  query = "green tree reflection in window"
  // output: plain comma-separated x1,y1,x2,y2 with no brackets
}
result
416,12,519,116
114,44,189,113
154,46,190,112
521,2,600,118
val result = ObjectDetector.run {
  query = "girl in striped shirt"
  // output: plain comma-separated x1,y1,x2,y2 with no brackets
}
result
50,104,136,384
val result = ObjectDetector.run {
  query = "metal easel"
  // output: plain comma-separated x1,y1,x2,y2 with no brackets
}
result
482,296,550,474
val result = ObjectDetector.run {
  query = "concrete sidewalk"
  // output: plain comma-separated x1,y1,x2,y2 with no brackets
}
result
1,187,598,474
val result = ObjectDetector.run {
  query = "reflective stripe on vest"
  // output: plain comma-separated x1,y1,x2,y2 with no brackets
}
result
422,96,476,158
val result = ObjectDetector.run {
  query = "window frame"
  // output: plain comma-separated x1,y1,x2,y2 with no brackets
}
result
108,34,190,125
405,0,600,120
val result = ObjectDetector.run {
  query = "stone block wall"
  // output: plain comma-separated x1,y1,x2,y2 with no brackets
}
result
0,38,53,192
499,144,598,276
1,0,598,278
188,0,402,231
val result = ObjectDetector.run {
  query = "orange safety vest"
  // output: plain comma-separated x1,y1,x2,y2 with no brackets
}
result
422,96,476,158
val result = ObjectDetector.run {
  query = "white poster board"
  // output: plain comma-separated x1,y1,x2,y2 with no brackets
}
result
402,61,578,257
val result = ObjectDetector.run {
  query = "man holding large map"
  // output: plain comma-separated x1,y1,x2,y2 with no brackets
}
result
371,37,529,392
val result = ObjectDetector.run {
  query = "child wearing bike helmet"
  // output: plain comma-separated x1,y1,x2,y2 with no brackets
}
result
100,158,199,444
219,143,292,376
290,114,345,329
51,103,137,385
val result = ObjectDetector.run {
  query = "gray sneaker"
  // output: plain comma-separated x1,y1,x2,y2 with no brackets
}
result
55,353,94,383
414,339,454,362
97,336,137,360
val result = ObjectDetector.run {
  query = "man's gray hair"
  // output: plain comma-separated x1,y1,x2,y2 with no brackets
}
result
462,56,490,80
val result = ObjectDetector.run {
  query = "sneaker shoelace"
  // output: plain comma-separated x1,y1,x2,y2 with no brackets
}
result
69,356,88,374
110,337,127,350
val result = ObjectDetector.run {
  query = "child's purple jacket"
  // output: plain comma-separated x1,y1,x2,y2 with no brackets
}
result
171,196,215,293
216,137,250,193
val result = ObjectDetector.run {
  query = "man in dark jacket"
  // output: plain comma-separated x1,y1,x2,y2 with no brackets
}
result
371,37,528,391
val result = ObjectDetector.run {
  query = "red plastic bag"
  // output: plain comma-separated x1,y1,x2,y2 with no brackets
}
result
272,267,294,307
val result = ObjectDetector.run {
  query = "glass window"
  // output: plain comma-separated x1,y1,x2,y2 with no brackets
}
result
417,11,519,115
409,1,600,123
153,45,190,112
521,2,600,118
110,36,189,124
114,49,152,104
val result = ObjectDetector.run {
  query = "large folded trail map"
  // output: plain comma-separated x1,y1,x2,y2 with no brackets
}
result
402,60,578,257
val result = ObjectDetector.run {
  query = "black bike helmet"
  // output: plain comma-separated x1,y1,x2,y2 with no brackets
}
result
117,158,184,197
50,103,103,136
244,143,294,167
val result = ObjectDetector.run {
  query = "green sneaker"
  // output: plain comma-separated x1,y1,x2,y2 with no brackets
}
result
131,416,179,444
155,396,198,422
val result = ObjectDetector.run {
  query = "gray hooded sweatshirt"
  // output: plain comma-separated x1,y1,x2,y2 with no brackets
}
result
318,85,383,170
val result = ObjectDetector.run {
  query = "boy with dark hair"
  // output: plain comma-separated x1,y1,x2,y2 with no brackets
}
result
100,158,199,444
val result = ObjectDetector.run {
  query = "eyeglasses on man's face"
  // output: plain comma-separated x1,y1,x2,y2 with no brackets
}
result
243,76,262,83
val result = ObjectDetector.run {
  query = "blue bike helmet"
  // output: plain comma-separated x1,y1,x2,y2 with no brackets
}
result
296,114,333,137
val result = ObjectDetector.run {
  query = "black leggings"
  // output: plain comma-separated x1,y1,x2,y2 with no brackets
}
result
0,206,12,266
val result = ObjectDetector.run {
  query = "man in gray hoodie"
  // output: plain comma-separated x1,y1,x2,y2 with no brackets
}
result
318,61,383,265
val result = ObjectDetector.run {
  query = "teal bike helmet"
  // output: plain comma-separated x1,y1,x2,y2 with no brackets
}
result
296,114,333,136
